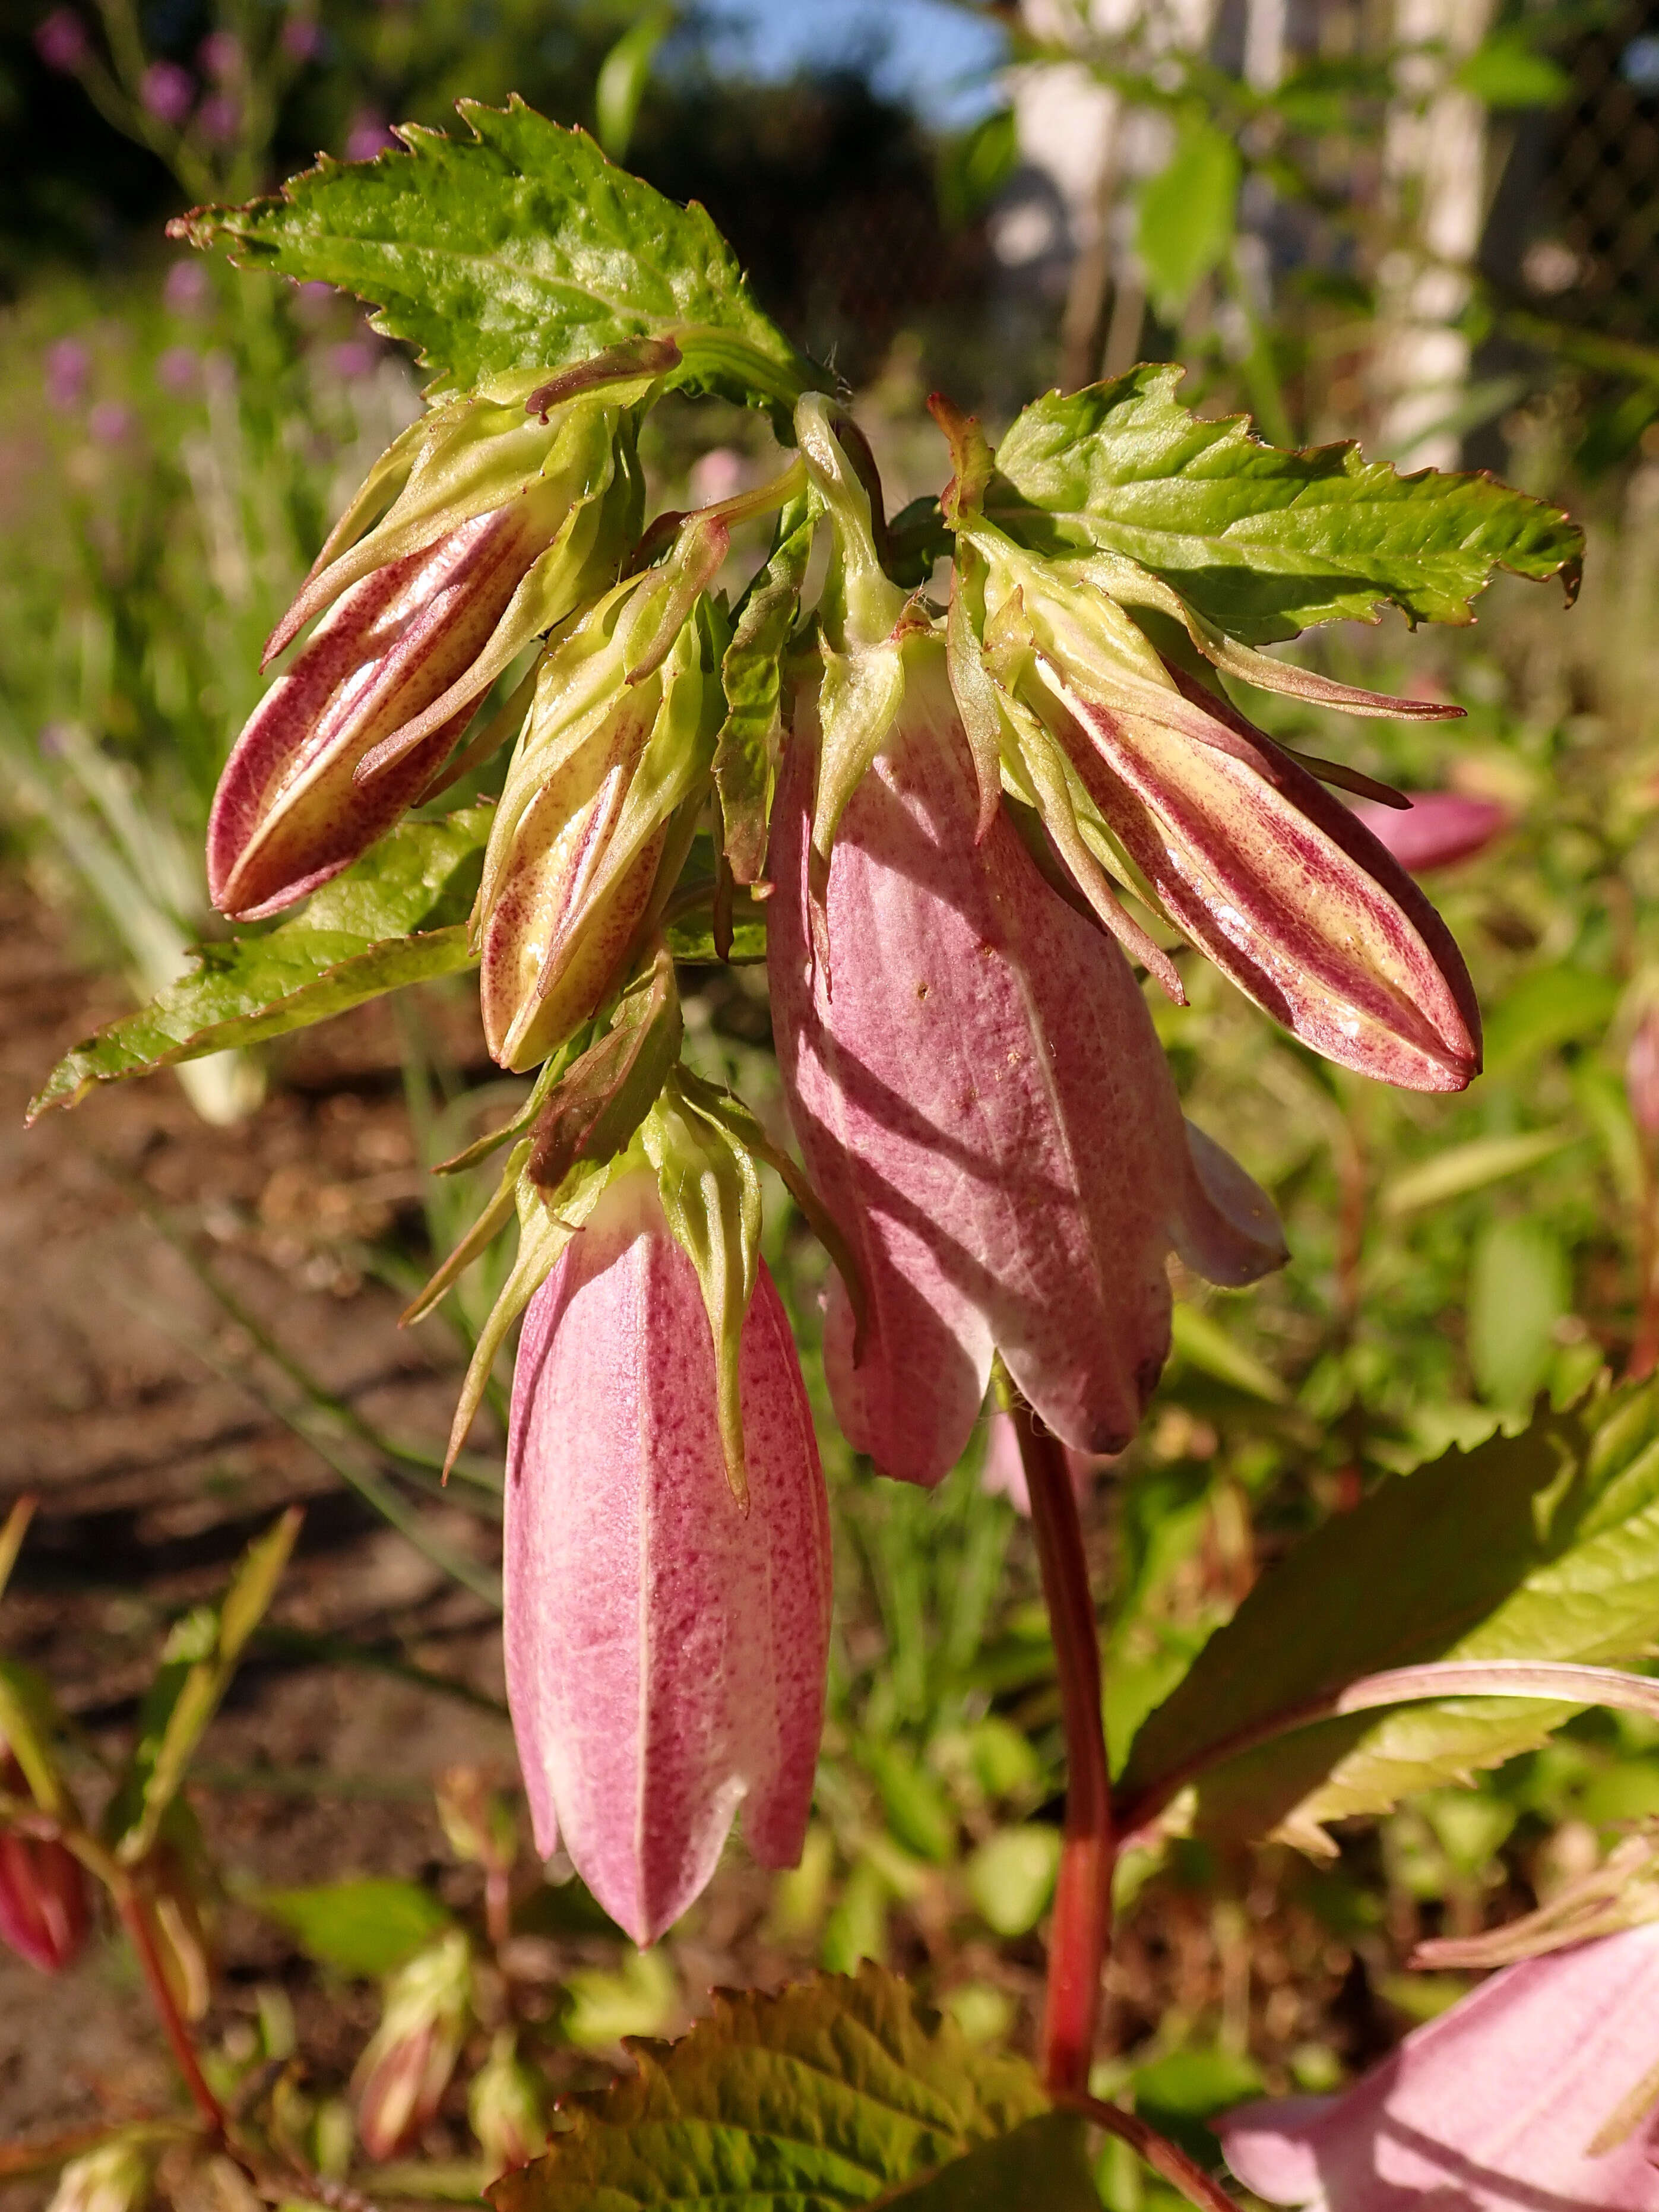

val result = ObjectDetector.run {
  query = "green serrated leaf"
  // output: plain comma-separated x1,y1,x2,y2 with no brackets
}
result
112,1510,302,1862
172,99,806,406
1117,1385,1659,1849
255,1876,454,1977
879,2112,1094,2210
489,1962,1057,2212
986,366,1584,643
30,808,490,1118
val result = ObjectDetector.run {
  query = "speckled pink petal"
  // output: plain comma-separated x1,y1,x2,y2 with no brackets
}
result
504,1173,831,1947
1220,1925,1659,2209
768,650,1284,1489
208,508,538,920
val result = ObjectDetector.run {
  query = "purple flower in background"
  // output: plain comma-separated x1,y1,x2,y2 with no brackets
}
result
198,92,239,144
197,29,241,81
281,17,324,62
330,338,380,381
88,401,132,445
34,7,88,71
345,110,398,162
140,59,194,126
43,338,89,412
1219,1925,1659,2208
156,346,200,397
163,260,210,315
1628,1007,1659,1143
1347,791,1511,875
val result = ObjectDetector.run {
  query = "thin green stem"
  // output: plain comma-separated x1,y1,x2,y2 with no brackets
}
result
1011,1392,1113,2097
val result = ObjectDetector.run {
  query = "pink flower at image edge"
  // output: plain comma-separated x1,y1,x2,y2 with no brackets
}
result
1219,1923,1659,2208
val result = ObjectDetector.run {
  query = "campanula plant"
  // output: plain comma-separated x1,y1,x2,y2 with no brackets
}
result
37,96,1659,2212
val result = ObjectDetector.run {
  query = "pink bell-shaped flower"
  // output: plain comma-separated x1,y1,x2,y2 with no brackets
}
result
769,662,1284,1489
767,400,1284,1489
504,1169,831,1947
1218,1923,1659,2208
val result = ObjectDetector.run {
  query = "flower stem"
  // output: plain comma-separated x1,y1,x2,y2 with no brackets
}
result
113,1879,226,2140
1012,1393,1113,2096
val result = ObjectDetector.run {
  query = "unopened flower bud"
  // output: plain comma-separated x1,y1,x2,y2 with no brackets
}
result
468,2029,545,2175
353,1928,471,2161
505,1167,831,1945
0,1755,88,1974
474,543,725,1071
34,8,90,72
46,2140,152,2212
933,397,1482,1096
435,1767,517,1876
1348,790,1509,874
208,351,672,921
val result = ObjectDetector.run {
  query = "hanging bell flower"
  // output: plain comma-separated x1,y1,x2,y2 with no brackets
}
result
208,345,673,920
503,1154,831,1947
767,400,1286,1489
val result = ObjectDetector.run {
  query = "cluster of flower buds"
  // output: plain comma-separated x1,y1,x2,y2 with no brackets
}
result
210,340,1509,1950
932,399,1483,1094
208,344,676,920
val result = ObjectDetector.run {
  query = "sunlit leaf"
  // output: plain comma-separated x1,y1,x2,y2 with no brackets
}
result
1480,963,1620,1077
1456,31,1572,108
1467,1217,1570,1410
1117,1384,1659,1849
489,1963,1092,2211
172,99,806,406
256,1877,454,1976
1379,1128,1579,1216
987,366,1584,642
1136,121,1240,321
30,808,490,1118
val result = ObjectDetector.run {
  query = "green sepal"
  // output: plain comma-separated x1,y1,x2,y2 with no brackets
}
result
527,944,682,1192
641,1075,763,1504
984,364,1585,644
714,486,818,882
30,808,492,1121
169,99,814,408
106,1508,303,1864
677,1068,869,1363
442,1163,617,1474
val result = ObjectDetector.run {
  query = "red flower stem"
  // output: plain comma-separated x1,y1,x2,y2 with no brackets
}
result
1056,2092,1245,2211
1012,1393,1113,2096
114,1879,226,2140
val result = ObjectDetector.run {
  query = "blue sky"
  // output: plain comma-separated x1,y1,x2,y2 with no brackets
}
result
697,0,1009,127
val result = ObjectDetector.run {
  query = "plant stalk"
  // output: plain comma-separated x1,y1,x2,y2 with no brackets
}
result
114,1879,227,2140
1012,1393,1113,2096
